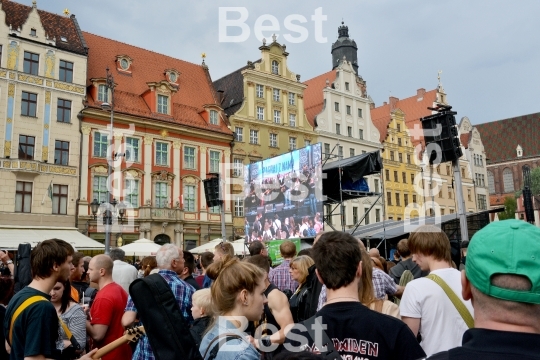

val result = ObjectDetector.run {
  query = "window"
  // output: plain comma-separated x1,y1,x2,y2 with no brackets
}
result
289,137,297,150
402,172,407,183
234,197,244,217
273,110,281,124
334,102,340,112
0,45,2,67
56,99,71,123
54,140,69,165
407,154,411,164
338,146,343,158
394,171,398,182
155,182,168,208
21,91,37,117
336,124,341,135
411,173,415,184
350,148,355,157
477,194,487,210
374,179,380,193
59,60,73,83
404,194,409,207
461,167,466,178
209,150,220,173
398,153,403,163
413,194,417,203
396,193,401,207
390,151,395,161
273,89,280,102
184,185,196,212
234,127,244,142
271,60,279,75
364,207,370,225
387,192,392,206
23,51,39,75
440,209,445,216
233,158,243,177
30,28,36,36
256,106,264,120
375,209,381,222
359,129,363,139
346,105,351,115
18,135,35,160
15,181,32,213
479,155,483,166
155,142,168,166
345,82,350,91
52,184,68,215
487,171,495,194
184,146,195,169
305,140,311,147
269,133,277,147
288,92,295,105
467,189,472,201
125,137,140,162
503,168,514,193
448,188,452,199
125,179,139,207
98,84,108,102
209,205,220,213
92,176,108,203
250,130,259,144
210,110,219,125
157,94,169,114
289,113,296,127
256,84,264,98
385,170,390,181
347,126,352,137
352,207,358,224
324,143,330,158
358,108,363,118
450,208,455,214
398,138,402,147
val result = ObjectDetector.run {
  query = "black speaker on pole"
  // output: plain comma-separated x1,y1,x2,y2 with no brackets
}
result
523,187,535,224
421,111,462,164
203,176,222,208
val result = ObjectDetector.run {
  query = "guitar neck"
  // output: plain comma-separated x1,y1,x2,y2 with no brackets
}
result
92,327,144,359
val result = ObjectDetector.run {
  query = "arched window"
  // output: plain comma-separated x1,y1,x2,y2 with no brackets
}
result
503,168,514,193
487,171,495,194
271,60,279,75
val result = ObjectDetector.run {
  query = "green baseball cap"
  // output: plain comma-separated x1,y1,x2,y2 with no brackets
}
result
466,219,540,304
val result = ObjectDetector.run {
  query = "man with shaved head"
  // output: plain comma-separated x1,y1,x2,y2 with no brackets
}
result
86,255,132,360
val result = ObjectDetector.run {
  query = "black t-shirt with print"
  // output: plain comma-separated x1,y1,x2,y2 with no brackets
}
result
284,301,426,360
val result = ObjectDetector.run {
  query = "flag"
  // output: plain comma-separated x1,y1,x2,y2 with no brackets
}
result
47,181,53,200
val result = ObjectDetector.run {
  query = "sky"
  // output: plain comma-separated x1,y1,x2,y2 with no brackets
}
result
35,0,540,125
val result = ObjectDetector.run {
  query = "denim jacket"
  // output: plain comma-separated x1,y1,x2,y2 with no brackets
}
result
199,318,260,360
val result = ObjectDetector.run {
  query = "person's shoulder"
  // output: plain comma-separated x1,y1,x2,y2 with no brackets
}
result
424,350,450,359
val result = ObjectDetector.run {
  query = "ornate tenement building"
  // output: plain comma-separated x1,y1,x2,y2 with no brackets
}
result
0,1,87,230
303,23,383,228
213,36,316,237
79,32,233,248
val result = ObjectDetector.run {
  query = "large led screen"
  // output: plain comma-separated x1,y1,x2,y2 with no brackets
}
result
243,143,323,242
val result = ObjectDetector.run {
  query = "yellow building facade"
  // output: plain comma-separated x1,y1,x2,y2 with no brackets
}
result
214,38,317,236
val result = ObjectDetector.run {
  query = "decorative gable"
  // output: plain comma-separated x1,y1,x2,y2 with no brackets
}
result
19,2,48,44
164,68,180,85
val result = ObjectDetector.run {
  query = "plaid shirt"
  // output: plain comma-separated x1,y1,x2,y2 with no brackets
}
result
125,269,195,360
268,259,298,293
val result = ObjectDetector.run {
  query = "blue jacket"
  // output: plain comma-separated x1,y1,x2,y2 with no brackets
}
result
199,318,259,360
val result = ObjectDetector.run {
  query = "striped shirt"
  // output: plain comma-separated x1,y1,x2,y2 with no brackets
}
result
268,259,298,293
125,269,195,360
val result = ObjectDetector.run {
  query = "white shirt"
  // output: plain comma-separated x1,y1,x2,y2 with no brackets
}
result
399,267,474,357
112,260,138,294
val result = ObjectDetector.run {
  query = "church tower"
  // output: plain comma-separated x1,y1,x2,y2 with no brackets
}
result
331,22,359,74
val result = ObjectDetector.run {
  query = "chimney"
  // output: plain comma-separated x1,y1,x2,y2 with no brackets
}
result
389,96,398,111
217,90,224,104
369,103,375,110
417,88,426,99
383,101,388,106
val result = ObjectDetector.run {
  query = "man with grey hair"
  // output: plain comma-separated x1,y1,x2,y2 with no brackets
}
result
110,247,138,293
122,244,195,360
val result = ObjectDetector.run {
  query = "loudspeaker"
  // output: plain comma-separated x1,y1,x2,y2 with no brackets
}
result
203,176,221,208
421,112,462,164
523,187,535,224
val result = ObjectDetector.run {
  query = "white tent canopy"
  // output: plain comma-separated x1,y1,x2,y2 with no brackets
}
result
189,238,224,254
0,226,105,250
119,238,162,257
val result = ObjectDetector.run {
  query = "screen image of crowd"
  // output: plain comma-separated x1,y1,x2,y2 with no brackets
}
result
243,144,324,242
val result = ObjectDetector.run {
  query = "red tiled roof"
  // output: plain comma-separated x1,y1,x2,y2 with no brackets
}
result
303,70,336,127
370,104,391,143
83,32,232,136
475,112,540,164
460,133,470,149
0,0,87,55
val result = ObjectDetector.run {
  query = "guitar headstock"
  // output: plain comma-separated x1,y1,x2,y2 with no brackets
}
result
125,326,145,342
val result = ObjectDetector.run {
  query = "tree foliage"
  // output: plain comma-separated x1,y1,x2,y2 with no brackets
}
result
531,167,540,195
498,196,517,220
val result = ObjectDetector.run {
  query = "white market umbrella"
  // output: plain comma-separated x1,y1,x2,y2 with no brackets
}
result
189,238,224,254
119,238,162,257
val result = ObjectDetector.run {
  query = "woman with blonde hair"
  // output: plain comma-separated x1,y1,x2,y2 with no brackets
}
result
359,250,400,319
199,255,267,360
288,255,315,322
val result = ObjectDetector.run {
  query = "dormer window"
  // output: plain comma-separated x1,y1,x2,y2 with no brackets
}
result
516,145,523,158
30,28,36,37
271,60,279,75
169,72,177,83
98,84,108,102
210,110,219,125
165,69,180,84
120,59,129,70
60,36,67,42
116,55,133,72
157,94,169,114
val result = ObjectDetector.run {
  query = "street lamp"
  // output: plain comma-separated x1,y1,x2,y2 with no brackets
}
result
90,198,126,253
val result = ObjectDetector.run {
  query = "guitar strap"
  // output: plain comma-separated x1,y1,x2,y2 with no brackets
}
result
8,295,48,345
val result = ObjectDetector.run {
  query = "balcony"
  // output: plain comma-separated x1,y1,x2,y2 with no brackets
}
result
138,207,181,221
0,159,77,176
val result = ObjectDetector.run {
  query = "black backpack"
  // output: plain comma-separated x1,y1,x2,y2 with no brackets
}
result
129,274,203,360
14,243,32,293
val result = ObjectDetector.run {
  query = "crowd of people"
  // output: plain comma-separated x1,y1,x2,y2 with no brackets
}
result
1,219,539,360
